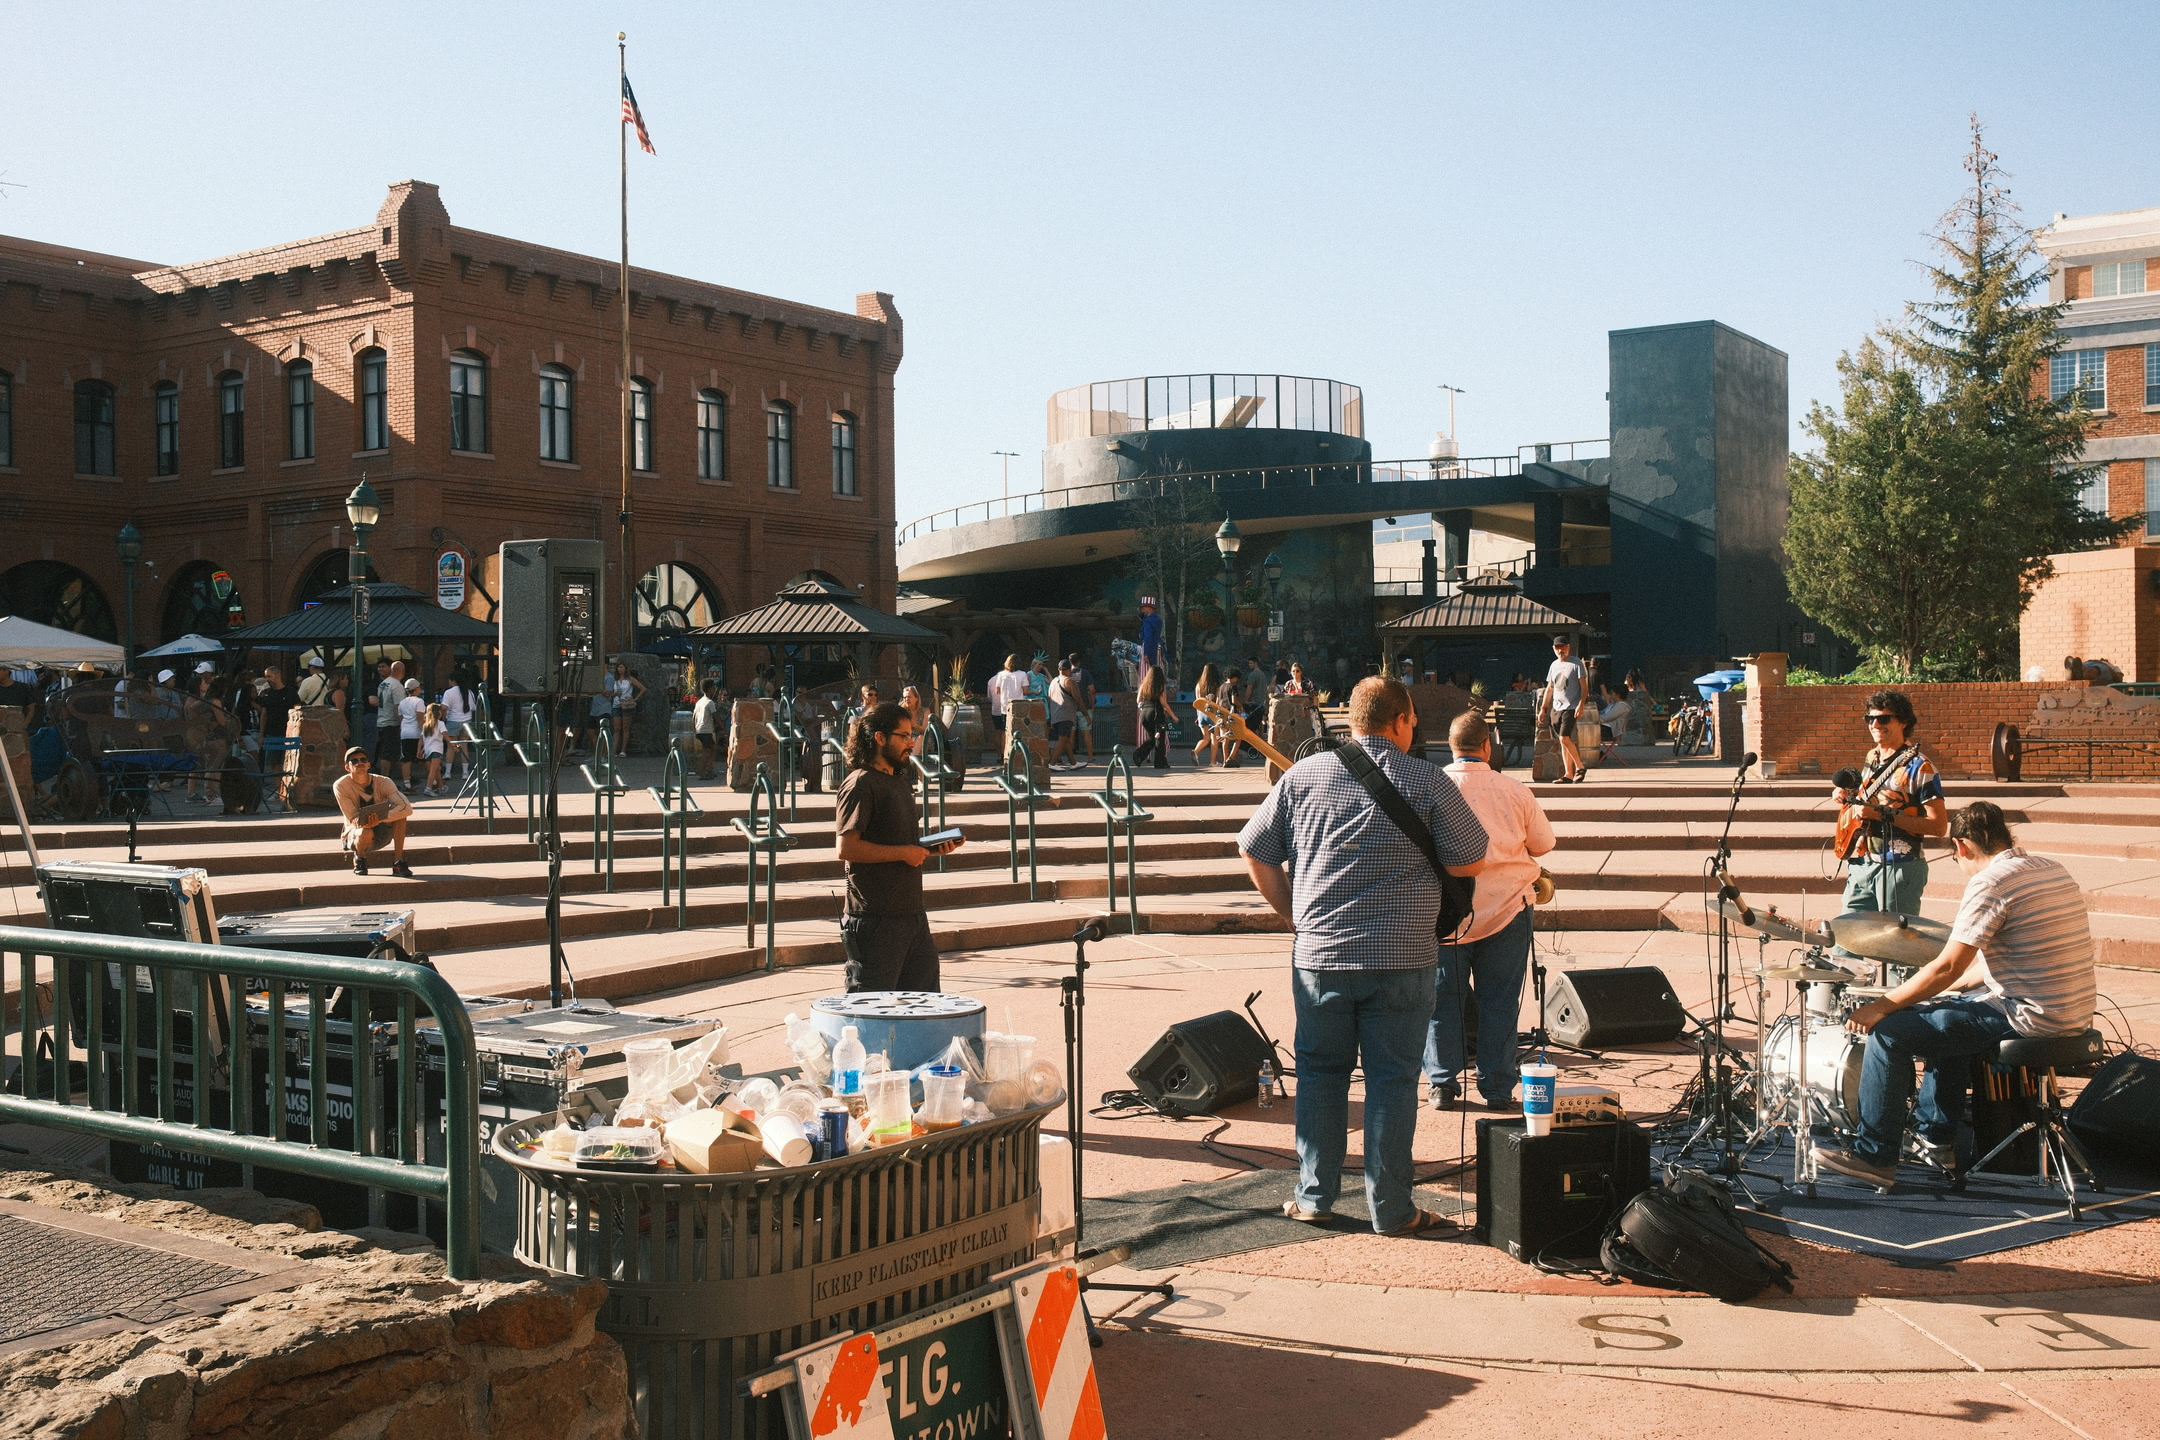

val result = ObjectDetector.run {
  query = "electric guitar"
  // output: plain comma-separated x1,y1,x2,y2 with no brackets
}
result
1190,695,1297,773
1833,743,1917,859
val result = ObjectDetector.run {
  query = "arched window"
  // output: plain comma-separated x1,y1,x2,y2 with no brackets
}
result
74,380,116,476
159,560,246,641
0,561,116,641
831,410,858,496
634,563,721,649
630,377,655,472
539,364,574,462
766,400,794,489
450,350,488,453
697,389,726,480
0,370,12,468
218,372,245,468
357,348,389,451
287,360,315,460
290,548,379,610
154,381,179,476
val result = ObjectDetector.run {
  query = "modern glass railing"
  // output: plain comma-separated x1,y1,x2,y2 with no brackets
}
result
1046,374,1365,445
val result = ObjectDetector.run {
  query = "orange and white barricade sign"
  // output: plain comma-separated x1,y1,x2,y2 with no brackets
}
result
787,1332,895,1440
996,1262,1107,1440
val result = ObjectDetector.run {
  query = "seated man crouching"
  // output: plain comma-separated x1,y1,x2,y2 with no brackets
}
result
334,746,415,878
1817,800,2095,1187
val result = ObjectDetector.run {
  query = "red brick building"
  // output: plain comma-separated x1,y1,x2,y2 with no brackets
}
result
0,180,900,668
2020,207,2160,680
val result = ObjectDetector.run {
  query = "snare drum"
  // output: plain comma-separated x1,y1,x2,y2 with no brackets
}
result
1764,1013,1868,1133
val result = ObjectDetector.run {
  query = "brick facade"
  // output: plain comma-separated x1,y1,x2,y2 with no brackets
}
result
1743,677,2160,781
0,181,900,674
2019,543,2160,683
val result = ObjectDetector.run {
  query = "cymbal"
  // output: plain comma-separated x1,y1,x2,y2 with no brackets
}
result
1763,963,1859,984
1721,901,1807,943
1826,911,1951,965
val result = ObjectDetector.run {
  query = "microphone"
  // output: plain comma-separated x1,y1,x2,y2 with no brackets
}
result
1718,881,1756,928
1073,918,1108,944
1737,751,1758,770
1831,767,1862,792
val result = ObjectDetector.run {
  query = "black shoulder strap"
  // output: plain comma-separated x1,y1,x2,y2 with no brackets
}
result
1335,744,1446,881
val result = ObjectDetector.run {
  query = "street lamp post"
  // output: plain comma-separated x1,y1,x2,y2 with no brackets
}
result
114,522,142,670
1214,518,1242,641
345,477,381,747
1263,549,1283,660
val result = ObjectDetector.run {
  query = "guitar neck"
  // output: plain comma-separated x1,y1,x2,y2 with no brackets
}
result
1194,699,1296,772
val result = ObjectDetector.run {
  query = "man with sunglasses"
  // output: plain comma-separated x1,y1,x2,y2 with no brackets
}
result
835,703,965,991
1832,690,1948,951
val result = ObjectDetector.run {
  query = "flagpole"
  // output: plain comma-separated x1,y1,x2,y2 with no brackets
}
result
617,31,635,656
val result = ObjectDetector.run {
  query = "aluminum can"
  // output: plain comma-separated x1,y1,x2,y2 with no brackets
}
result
819,1100,851,1160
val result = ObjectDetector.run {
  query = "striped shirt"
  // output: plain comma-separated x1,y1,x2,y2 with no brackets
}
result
1949,847,2095,1037
1238,736,1488,971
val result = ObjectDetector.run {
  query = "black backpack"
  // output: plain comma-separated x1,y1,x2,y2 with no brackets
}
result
1601,1169,1795,1304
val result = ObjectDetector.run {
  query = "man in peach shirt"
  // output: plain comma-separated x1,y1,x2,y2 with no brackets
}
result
1427,710,1556,1109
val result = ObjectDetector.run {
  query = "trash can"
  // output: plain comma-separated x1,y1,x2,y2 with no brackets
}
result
497,1103,1049,1440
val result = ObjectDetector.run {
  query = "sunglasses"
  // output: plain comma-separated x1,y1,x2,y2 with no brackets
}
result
1864,714,1897,726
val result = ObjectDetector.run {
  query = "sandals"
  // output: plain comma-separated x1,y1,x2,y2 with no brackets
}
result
1281,1199,1329,1224
1381,1208,1455,1238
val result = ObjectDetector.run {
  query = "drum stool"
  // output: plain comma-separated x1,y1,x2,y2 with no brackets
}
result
1952,1028,2108,1218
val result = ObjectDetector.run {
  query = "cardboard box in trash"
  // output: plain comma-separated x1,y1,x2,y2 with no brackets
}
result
667,1107,764,1174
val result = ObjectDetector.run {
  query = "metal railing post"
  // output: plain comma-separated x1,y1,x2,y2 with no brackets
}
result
458,690,502,832
992,730,1045,899
730,764,794,971
516,704,550,846
766,688,803,824
1083,747,1154,934
645,746,700,930
580,726,625,893
910,720,955,873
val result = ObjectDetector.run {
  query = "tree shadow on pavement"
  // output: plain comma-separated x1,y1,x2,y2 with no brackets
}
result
1095,1329,1474,1440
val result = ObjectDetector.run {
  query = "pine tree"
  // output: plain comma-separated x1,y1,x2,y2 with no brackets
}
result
1784,117,2134,677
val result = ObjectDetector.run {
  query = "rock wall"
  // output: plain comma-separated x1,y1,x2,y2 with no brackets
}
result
0,1160,634,1440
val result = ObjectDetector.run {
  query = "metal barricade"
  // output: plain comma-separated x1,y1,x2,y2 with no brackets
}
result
729,764,794,971
0,925,481,1278
909,722,957,874
992,732,1048,900
497,1102,1048,1440
1082,748,1153,933
647,747,702,931
582,727,630,893
515,704,553,845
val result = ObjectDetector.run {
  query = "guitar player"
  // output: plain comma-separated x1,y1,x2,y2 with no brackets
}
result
334,746,415,878
1830,690,1947,959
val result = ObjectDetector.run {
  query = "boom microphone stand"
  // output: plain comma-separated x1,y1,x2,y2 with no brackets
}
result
1064,917,1174,1346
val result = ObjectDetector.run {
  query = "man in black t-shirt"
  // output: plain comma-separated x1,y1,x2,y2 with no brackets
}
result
834,703,964,991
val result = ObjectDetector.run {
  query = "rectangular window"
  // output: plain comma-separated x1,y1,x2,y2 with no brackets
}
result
2092,260,2149,298
74,384,116,475
2050,349,2106,410
766,403,793,488
287,362,315,460
539,368,574,461
2147,343,2160,409
2148,458,2160,540
155,386,179,475
219,375,245,468
360,352,388,450
630,380,654,472
831,414,857,495
2075,465,2110,517
0,372,14,467
450,354,488,452
697,392,725,480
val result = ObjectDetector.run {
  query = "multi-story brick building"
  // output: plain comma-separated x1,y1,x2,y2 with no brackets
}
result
2022,207,2160,680
0,179,900,669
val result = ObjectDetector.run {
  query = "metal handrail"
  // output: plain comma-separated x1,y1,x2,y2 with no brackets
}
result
992,731,1048,900
515,704,551,845
896,451,1568,544
456,690,505,831
765,687,804,824
580,726,628,893
730,763,795,971
1,926,480,1279
1080,748,1153,934
910,721,957,874
646,746,701,930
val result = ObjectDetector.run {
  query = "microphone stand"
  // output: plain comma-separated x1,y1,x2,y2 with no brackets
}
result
1063,919,1173,1347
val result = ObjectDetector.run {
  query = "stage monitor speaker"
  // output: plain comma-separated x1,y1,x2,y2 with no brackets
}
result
1475,1115,1651,1264
1127,1011,1272,1117
2069,1051,2160,1163
498,539,606,697
1544,966,1686,1049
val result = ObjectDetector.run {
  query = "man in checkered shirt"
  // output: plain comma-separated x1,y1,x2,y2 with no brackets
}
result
1239,676,1487,1236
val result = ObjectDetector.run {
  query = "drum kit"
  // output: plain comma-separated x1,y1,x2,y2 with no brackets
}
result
1732,904,1953,1194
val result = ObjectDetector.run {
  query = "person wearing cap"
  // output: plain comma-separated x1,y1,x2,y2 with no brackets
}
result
296,655,330,707
333,746,413,876
396,678,426,789
1538,635,1588,784
1137,596,1163,681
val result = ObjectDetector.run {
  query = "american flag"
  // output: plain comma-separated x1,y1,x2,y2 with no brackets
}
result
621,74,656,156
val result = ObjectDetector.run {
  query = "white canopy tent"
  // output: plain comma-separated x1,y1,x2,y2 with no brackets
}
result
0,615,125,671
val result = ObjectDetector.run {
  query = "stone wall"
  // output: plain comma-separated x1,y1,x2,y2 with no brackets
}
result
286,704,350,810
0,1159,634,1440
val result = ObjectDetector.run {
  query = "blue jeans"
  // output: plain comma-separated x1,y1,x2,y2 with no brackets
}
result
1291,964,1435,1232
1425,905,1531,1105
1832,857,1928,961
1853,996,2016,1166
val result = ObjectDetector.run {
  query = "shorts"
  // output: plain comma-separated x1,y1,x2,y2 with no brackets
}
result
400,737,420,760
1073,711,1092,733
698,733,717,752
989,712,1007,734
1048,721,1073,741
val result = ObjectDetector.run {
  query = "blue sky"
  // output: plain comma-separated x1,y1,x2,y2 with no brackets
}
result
7,3,2158,527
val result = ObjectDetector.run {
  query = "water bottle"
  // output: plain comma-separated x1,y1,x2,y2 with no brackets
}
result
1256,1059,1275,1109
832,1025,866,1098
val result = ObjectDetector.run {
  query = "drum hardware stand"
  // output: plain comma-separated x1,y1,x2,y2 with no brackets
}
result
1063,917,1174,1348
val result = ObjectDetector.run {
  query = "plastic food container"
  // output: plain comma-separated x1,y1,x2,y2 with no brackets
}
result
984,1032,1034,1081
865,1069,913,1140
919,1065,966,1129
572,1126,665,1170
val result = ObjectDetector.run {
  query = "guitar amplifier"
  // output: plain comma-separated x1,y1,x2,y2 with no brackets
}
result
1476,1115,1651,1264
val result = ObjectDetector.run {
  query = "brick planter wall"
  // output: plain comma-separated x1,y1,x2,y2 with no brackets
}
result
1743,680,2160,781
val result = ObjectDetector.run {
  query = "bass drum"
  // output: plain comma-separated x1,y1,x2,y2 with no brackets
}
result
1764,1014,1867,1134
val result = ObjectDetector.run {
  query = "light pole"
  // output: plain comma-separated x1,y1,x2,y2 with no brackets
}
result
346,476,380,747
992,450,1018,503
114,521,142,670
1214,518,1241,637
1263,549,1283,659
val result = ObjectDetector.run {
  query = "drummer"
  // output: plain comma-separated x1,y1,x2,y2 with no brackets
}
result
1831,690,1948,963
1816,801,2095,1189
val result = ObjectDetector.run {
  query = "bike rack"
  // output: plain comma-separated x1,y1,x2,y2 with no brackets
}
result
730,762,795,970
646,745,702,930
765,687,804,824
580,726,630,893
1081,747,1153,934
910,720,959,874
992,730,1049,899
514,704,554,846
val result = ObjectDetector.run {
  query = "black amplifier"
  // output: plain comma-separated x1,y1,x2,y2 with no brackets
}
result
1475,1116,1651,1265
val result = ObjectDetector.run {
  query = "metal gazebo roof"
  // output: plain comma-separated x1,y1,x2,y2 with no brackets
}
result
686,578,939,645
223,582,498,646
1382,581,1585,638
